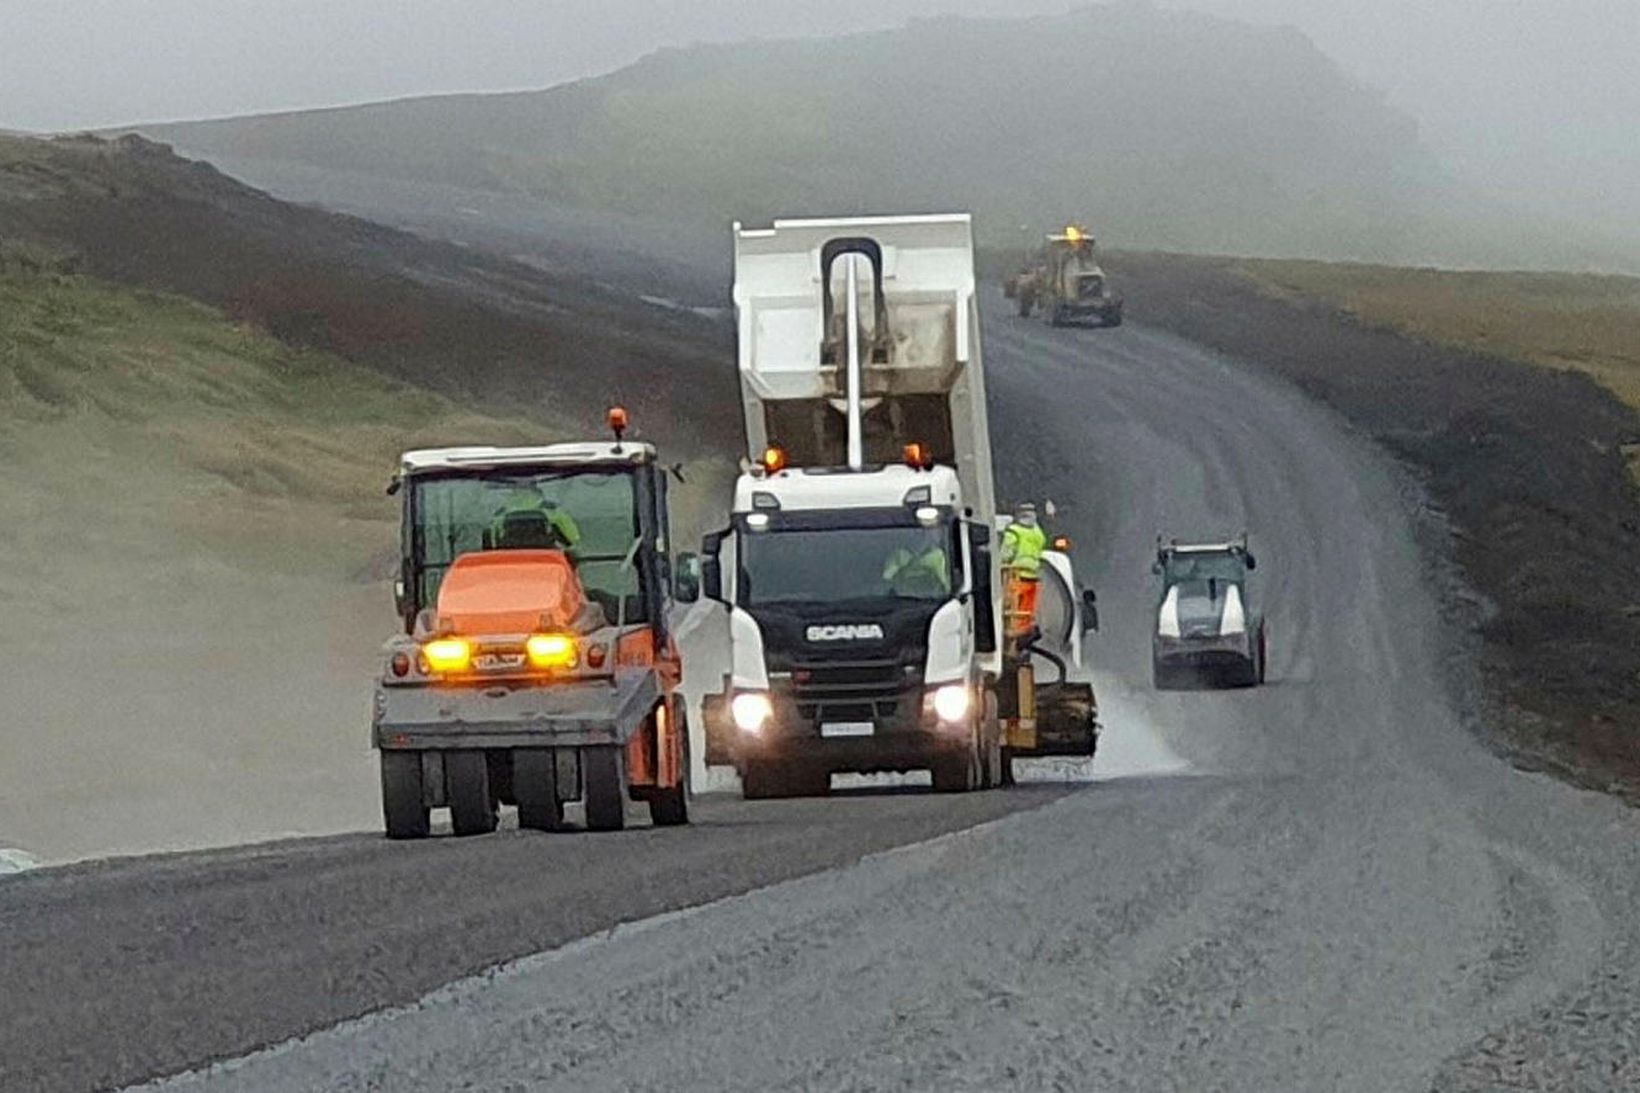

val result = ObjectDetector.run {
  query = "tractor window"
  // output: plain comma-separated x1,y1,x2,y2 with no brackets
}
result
411,469,645,624
1162,552,1247,586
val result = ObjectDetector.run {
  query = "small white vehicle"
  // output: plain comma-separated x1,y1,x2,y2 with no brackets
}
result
1151,535,1267,689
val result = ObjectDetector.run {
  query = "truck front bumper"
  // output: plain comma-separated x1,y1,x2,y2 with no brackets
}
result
732,689,970,774
373,669,660,751
1153,633,1256,670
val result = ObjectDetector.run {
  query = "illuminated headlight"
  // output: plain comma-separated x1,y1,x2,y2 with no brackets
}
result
421,637,472,673
731,692,774,734
930,684,971,724
526,632,578,670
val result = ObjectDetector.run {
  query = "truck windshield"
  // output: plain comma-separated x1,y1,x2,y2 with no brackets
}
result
739,524,955,606
411,469,643,622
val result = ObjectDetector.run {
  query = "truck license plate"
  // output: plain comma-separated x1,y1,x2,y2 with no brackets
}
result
821,721,874,738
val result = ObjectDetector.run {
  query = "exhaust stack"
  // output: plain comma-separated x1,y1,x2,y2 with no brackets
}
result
845,252,863,470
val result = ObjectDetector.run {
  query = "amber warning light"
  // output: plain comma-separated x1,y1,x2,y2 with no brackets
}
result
903,443,934,470
761,447,788,475
607,406,629,443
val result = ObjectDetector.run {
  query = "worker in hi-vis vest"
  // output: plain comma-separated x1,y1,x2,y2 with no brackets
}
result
1000,501,1048,632
489,490,582,553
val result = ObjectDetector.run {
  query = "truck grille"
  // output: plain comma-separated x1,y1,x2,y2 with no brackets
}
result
784,659,920,721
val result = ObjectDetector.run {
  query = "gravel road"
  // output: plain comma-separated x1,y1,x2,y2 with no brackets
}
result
7,305,1640,1092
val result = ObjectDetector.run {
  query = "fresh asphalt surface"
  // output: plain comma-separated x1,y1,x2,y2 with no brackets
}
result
9,301,1640,1091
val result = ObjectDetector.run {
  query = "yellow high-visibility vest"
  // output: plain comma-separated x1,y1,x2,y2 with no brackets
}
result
1002,522,1047,578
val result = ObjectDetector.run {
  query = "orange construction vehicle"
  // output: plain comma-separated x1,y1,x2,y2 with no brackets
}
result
371,409,693,837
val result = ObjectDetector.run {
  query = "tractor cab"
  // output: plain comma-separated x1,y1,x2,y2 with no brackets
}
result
372,410,693,838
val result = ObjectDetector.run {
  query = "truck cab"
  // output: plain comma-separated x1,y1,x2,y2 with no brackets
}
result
702,456,999,796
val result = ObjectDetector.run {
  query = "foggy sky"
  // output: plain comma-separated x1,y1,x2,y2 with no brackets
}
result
2,0,1637,228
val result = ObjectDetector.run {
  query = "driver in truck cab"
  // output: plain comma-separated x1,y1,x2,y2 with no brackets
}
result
488,490,582,553
882,542,951,599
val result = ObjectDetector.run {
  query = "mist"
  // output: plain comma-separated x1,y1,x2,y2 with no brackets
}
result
3,1,1637,244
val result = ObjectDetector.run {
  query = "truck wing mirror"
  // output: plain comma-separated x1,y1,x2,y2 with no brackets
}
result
1081,588,1100,633
700,528,728,602
1245,553,1258,571
674,553,702,604
1151,560,1163,575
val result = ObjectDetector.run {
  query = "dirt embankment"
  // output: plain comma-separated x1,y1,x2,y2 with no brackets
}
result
1109,252,1640,798
0,134,736,448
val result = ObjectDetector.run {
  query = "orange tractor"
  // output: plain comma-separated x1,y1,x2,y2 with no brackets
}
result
372,410,693,837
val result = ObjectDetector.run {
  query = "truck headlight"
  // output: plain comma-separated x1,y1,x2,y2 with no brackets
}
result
422,637,471,673
930,684,971,724
731,692,774,734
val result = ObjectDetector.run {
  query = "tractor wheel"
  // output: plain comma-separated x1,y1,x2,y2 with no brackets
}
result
648,709,691,827
447,750,498,836
1258,626,1269,684
1153,654,1174,691
380,752,430,840
513,748,564,832
583,746,627,832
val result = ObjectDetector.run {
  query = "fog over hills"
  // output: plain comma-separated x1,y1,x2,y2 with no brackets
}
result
137,4,1624,271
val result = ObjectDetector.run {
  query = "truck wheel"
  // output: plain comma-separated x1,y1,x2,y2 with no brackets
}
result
979,693,1003,789
447,750,498,836
1258,626,1269,684
380,752,430,840
648,710,691,827
582,746,627,832
1000,746,1017,787
513,748,563,832
931,730,980,793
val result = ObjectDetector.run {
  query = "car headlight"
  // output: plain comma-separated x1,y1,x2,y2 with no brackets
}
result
930,683,971,724
421,637,471,673
1221,585,1247,635
731,692,774,734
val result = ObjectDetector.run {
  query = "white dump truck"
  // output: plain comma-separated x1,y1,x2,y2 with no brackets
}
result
691,215,1099,797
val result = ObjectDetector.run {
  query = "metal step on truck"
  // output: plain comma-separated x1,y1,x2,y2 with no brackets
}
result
689,214,1100,798
371,409,693,837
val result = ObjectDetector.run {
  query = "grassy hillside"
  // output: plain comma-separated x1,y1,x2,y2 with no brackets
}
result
145,4,1450,263
1228,260,1640,476
1235,261,1640,407
0,262,538,860
0,133,734,437
0,260,530,596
